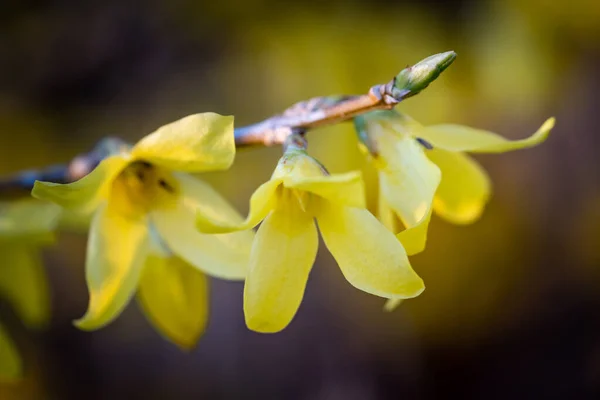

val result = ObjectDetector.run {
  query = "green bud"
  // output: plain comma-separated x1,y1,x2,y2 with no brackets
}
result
392,51,456,99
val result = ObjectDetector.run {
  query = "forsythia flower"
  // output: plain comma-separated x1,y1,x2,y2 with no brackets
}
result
0,199,59,381
1,198,207,351
196,137,424,333
32,113,254,341
354,110,555,256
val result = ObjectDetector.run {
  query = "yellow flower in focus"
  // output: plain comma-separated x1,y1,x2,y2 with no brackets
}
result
0,199,59,382
196,137,424,333
355,110,554,310
32,113,254,338
355,110,555,256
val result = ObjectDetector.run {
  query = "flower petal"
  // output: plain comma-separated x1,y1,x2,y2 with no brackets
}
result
396,209,432,256
0,323,21,382
196,178,281,234
358,110,438,243
74,202,150,330
383,299,404,311
131,113,235,172
275,149,365,207
244,200,318,333
317,202,424,299
284,171,366,208
378,190,432,256
0,244,50,328
377,135,441,228
427,149,492,224
420,118,555,153
153,174,254,280
32,155,128,212
137,254,208,350
375,132,440,255
377,192,401,233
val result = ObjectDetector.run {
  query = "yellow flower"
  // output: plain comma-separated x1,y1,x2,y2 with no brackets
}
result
355,110,555,256
196,138,424,333
2,201,209,351
0,199,59,382
355,110,554,310
32,113,254,338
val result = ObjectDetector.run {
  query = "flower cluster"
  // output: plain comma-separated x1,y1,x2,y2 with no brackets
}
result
27,109,552,340
0,52,556,380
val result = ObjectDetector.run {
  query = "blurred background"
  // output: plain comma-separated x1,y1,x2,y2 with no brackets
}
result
1,0,600,398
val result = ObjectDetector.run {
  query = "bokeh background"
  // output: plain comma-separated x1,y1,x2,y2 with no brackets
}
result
1,0,600,398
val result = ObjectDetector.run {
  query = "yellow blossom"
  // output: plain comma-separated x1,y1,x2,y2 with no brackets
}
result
356,110,554,253
354,110,554,310
32,113,254,340
0,199,59,381
3,199,209,350
196,138,424,333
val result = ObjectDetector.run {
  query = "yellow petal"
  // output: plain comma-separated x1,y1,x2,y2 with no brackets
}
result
244,199,318,333
0,244,50,329
272,149,327,181
0,199,61,238
273,149,365,207
0,323,21,382
196,178,281,234
427,149,492,224
377,192,401,233
376,167,432,256
377,135,441,228
396,209,432,256
284,171,366,208
317,202,424,299
32,155,129,212
375,131,440,255
420,118,555,153
383,299,403,312
137,254,208,350
131,113,235,172
74,202,150,330
152,174,253,280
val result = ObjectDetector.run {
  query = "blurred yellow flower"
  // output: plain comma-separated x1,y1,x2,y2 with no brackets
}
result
0,199,59,382
355,110,554,310
197,138,424,333
32,113,254,337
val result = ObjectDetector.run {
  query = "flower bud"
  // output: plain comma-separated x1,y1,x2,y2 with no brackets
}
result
392,51,456,99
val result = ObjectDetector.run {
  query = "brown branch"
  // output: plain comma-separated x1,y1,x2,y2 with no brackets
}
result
234,50,456,146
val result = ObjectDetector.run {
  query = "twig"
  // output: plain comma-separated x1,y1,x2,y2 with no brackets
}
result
234,50,456,146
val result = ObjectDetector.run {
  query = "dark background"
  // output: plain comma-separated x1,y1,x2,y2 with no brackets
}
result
1,0,600,398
